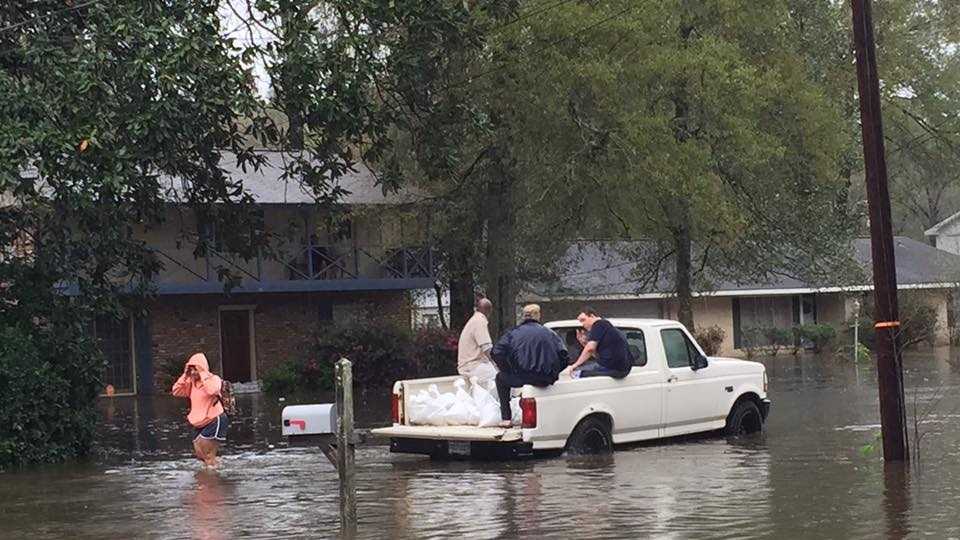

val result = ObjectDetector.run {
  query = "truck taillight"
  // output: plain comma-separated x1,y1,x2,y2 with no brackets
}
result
520,397,537,429
391,392,402,424
763,372,768,394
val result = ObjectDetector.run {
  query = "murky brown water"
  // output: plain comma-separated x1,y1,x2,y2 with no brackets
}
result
4,351,960,539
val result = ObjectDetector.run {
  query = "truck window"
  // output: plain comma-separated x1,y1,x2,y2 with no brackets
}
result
661,328,693,369
622,329,647,367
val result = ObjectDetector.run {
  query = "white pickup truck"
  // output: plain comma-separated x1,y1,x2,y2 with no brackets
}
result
372,318,770,458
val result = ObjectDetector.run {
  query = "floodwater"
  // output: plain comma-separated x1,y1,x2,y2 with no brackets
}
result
4,352,960,539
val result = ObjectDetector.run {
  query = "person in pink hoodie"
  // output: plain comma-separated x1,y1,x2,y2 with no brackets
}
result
172,353,228,467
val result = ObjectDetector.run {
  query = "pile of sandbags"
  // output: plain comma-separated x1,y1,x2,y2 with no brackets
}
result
406,378,520,428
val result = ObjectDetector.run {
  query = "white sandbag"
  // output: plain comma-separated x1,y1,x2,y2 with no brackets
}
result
405,390,433,425
473,381,503,428
444,379,480,425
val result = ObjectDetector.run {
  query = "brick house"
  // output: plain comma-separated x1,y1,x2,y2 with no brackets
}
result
94,152,435,395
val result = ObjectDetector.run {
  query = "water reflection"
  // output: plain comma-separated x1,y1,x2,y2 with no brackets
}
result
883,464,911,540
4,350,960,538
188,470,234,540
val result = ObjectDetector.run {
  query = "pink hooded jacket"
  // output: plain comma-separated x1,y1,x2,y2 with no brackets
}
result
171,353,225,428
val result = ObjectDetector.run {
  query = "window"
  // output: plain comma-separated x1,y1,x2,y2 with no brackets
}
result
558,326,647,367
94,316,135,394
624,330,647,367
661,328,698,369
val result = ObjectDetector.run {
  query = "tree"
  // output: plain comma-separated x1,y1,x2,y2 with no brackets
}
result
0,0,401,467
500,0,857,329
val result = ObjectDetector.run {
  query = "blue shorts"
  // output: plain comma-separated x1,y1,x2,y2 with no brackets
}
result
194,414,228,442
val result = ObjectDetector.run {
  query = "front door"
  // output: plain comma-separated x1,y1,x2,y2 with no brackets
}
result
220,309,252,383
660,328,722,437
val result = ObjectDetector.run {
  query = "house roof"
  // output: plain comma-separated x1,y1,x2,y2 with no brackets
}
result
524,237,960,301
13,152,423,206
162,151,424,206
925,211,960,236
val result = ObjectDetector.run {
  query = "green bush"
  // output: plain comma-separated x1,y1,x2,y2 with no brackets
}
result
0,322,102,470
762,327,793,355
740,327,764,358
411,326,459,375
795,323,837,353
693,325,726,356
260,357,331,396
261,318,460,396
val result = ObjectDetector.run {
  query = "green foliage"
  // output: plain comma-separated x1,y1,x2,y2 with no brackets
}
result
854,294,940,350
0,323,101,470
411,326,459,377
859,431,883,458
693,325,726,356
261,319,459,396
763,327,794,355
795,324,837,353
0,0,412,465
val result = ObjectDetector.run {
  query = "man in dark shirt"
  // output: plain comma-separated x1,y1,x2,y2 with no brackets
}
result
491,304,569,426
565,307,632,379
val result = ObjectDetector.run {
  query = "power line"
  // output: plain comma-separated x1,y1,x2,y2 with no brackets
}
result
0,0,100,34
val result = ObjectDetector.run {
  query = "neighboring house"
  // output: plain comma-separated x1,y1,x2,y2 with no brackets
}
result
926,211,960,255
522,237,960,357
89,152,435,395
411,288,449,330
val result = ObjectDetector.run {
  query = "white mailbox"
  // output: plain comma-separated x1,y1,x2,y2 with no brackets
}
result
282,404,337,437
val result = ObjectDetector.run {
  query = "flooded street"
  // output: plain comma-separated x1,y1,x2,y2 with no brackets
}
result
4,352,960,539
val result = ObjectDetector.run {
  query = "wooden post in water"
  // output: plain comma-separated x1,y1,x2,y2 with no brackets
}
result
335,358,357,532
850,0,909,462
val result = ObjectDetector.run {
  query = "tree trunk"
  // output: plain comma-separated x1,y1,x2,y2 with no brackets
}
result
483,151,518,339
674,216,695,330
433,281,447,330
448,270,475,332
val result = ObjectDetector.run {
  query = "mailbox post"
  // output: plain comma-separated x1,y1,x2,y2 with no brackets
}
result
335,358,357,531
280,358,357,532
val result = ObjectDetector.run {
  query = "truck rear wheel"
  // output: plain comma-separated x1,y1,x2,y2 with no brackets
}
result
723,399,763,436
565,416,613,455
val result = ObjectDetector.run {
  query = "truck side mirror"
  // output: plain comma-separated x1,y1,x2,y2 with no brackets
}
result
690,354,708,371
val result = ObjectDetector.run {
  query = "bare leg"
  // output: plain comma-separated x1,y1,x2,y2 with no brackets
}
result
192,438,205,462
196,438,220,468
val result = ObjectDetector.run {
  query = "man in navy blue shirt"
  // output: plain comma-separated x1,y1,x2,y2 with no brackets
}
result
565,307,632,379
491,304,568,427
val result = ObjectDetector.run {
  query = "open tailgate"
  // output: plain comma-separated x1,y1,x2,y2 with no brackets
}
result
371,425,522,442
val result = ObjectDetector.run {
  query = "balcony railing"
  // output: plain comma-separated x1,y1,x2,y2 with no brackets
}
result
150,242,438,289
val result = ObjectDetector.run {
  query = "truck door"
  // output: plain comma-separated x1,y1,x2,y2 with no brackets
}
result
613,328,663,442
660,328,721,437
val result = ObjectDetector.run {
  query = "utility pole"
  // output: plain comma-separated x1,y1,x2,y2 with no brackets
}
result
850,0,909,462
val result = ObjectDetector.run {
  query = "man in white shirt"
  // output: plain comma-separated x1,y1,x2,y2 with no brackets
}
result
457,298,497,380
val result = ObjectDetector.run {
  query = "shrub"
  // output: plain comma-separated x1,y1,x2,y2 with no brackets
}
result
740,327,764,358
693,325,726,356
853,294,939,350
0,322,101,470
313,316,416,390
795,323,837,353
261,320,464,397
260,357,333,396
411,326,459,376
762,327,793,355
